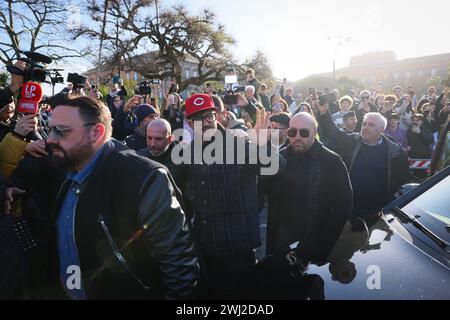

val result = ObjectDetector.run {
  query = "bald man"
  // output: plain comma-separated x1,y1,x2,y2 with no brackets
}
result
138,118,182,187
317,103,411,216
266,112,353,258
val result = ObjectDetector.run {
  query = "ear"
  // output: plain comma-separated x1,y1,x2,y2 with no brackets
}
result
91,124,106,144
168,135,175,144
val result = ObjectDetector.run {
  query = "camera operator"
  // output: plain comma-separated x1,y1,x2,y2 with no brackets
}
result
0,61,26,107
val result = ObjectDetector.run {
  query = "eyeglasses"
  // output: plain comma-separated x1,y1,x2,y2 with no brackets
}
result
47,123,97,139
190,112,217,123
287,128,310,138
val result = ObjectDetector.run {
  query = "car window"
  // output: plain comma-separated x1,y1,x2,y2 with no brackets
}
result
401,174,450,225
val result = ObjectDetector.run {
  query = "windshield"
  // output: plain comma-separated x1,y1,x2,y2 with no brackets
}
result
401,173,450,225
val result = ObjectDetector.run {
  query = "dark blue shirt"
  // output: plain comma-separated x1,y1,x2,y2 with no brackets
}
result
56,141,111,299
351,140,388,213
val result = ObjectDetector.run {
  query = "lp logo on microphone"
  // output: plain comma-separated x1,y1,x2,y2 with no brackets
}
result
24,83,37,99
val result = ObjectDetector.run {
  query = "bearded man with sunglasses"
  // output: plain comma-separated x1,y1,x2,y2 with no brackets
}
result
176,93,280,299
266,112,353,258
5,94,198,299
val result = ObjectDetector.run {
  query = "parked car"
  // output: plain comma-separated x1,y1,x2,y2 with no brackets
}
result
247,165,450,299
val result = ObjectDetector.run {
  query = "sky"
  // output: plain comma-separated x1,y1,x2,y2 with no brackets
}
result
43,0,450,94
162,0,450,81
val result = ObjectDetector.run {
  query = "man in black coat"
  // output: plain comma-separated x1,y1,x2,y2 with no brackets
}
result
5,95,198,299
266,112,353,256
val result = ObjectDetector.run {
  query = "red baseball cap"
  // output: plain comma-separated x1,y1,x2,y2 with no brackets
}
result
185,94,216,118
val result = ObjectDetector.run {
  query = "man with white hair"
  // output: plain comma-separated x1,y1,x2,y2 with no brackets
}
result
266,112,353,256
318,103,411,217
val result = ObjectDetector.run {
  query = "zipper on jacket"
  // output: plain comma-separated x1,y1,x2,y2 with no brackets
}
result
97,215,150,291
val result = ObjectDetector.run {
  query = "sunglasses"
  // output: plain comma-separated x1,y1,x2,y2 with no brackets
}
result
190,112,217,123
48,123,96,139
287,128,310,138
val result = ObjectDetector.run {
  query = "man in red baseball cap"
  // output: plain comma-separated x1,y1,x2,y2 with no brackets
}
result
176,93,279,299
184,93,218,140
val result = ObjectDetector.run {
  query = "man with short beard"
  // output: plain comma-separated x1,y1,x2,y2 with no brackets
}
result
266,112,353,256
177,93,280,299
6,95,198,300
138,118,182,187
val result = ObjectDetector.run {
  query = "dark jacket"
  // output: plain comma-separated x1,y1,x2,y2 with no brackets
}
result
407,126,434,159
124,130,147,151
138,141,182,188
7,154,66,298
178,126,282,256
112,107,138,141
265,141,353,255
44,140,198,299
318,111,412,203
162,106,183,132
0,169,28,299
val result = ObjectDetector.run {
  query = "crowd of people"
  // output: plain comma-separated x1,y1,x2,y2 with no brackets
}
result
0,62,449,300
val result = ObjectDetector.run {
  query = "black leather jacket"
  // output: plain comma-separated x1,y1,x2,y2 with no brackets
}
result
45,140,198,299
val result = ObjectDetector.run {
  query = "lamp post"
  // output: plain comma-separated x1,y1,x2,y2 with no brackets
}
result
326,36,351,88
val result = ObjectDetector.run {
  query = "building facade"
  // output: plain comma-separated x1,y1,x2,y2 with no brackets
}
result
308,51,450,94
